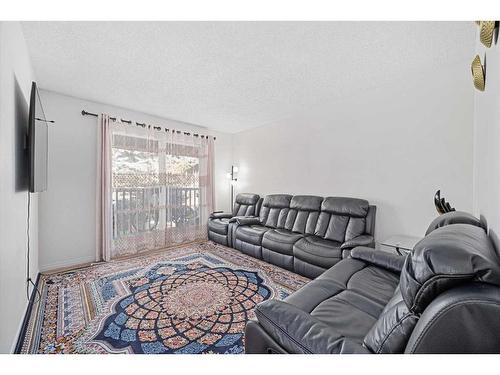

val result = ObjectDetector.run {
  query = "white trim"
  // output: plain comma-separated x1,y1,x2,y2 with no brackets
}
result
39,255,97,273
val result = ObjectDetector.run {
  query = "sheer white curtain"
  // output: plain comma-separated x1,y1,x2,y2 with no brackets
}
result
96,114,113,261
97,115,215,260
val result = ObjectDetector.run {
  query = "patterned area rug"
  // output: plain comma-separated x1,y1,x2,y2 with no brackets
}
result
19,242,309,354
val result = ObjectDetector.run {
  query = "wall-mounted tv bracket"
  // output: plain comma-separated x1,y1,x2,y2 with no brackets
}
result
24,117,56,150
35,117,55,123
25,118,55,149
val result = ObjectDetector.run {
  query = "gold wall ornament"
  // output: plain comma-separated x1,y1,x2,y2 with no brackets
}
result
471,55,485,91
478,21,496,48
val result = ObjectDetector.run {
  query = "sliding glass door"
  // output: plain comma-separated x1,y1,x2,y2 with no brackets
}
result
109,124,214,258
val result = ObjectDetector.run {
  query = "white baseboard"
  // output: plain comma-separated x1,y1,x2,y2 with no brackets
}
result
40,255,97,273
10,300,29,353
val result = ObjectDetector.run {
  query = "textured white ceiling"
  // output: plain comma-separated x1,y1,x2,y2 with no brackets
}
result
22,22,475,133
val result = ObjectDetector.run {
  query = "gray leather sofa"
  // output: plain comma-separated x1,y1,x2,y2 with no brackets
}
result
245,211,500,354
207,193,261,247
232,194,376,278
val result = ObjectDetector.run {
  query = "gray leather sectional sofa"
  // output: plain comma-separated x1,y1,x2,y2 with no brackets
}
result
208,193,376,278
245,211,500,354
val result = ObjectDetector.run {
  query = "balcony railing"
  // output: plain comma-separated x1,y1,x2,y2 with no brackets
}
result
112,186,201,240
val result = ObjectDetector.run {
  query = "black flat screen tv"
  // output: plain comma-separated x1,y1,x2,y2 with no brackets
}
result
28,82,48,193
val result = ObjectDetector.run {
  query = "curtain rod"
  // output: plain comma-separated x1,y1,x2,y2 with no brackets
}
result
81,110,216,140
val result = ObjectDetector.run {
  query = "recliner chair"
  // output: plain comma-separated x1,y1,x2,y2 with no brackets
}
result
245,211,500,354
232,194,293,259
292,197,376,278
262,195,323,272
207,193,261,247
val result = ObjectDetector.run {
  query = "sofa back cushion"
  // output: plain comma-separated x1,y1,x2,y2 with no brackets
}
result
425,211,485,235
284,195,323,234
314,197,370,243
232,193,260,216
259,194,293,229
366,205,377,236
400,223,500,314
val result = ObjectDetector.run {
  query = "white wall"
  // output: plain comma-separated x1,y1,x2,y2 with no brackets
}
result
0,22,38,353
38,90,233,272
233,62,474,242
473,29,500,249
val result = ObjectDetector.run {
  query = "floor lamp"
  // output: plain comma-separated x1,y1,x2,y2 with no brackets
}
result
227,165,238,206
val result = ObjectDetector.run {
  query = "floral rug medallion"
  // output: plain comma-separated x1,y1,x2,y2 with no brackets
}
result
19,242,309,354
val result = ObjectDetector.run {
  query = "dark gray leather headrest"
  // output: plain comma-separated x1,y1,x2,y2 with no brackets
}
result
400,224,500,314
262,194,292,208
290,195,323,211
320,197,369,218
425,211,485,235
235,193,260,206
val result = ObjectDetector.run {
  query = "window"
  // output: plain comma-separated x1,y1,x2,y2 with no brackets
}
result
109,127,213,258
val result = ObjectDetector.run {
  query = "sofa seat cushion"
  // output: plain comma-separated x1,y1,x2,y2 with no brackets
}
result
208,217,230,235
309,292,381,342
262,229,304,255
254,299,370,354
235,225,270,245
283,258,400,343
293,236,342,269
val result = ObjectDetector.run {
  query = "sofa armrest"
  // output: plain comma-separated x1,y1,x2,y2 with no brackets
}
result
210,211,233,219
405,284,500,353
254,299,369,354
350,246,405,273
341,234,375,250
227,215,255,223
232,217,261,225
